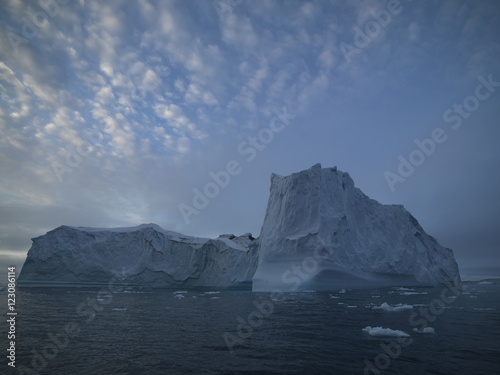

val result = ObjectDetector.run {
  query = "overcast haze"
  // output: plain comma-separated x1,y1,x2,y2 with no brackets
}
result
1,0,499,280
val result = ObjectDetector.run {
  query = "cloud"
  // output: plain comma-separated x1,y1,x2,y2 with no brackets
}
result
0,0,499,276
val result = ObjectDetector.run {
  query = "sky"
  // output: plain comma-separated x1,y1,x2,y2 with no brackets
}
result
1,0,499,280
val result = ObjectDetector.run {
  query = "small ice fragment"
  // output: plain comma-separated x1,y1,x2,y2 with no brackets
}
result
362,326,410,337
373,302,413,312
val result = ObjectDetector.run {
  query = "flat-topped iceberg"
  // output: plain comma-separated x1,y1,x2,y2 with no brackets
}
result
18,223,258,288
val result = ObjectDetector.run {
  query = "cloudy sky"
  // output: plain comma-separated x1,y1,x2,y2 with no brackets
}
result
1,0,499,279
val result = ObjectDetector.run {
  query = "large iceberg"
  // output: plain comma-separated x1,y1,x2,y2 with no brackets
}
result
252,163,460,291
18,224,258,288
18,164,460,290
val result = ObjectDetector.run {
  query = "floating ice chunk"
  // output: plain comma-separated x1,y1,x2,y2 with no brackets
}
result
211,297,220,299
111,308,128,312
174,290,188,294
413,327,435,334
362,326,410,338
174,294,185,299
204,291,220,295
371,295,381,298
347,305,357,308
339,289,346,294
330,295,339,299
373,302,413,312
393,287,415,291
479,281,493,285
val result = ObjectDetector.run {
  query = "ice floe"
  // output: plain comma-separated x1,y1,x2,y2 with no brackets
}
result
362,326,410,338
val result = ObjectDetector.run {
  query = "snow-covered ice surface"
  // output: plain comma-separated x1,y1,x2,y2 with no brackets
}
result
18,224,258,288
252,163,461,291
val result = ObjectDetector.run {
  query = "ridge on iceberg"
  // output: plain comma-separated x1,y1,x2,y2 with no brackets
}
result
252,163,460,291
18,224,258,288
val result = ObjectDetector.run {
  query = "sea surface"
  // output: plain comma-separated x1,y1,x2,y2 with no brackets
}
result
1,282,499,375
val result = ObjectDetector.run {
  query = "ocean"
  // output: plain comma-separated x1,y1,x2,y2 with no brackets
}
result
2,282,499,375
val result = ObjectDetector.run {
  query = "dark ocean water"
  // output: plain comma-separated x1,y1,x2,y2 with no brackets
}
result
1,283,499,375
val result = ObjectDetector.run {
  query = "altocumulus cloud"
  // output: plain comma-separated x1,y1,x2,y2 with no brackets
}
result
0,0,500,279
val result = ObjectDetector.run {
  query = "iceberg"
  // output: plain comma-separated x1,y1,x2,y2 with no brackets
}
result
18,224,258,288
18,164,460,291
252,163,460,291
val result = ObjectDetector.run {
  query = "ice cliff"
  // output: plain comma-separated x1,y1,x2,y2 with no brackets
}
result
18,224,258,287
18,164,460,290
252,163,460,291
